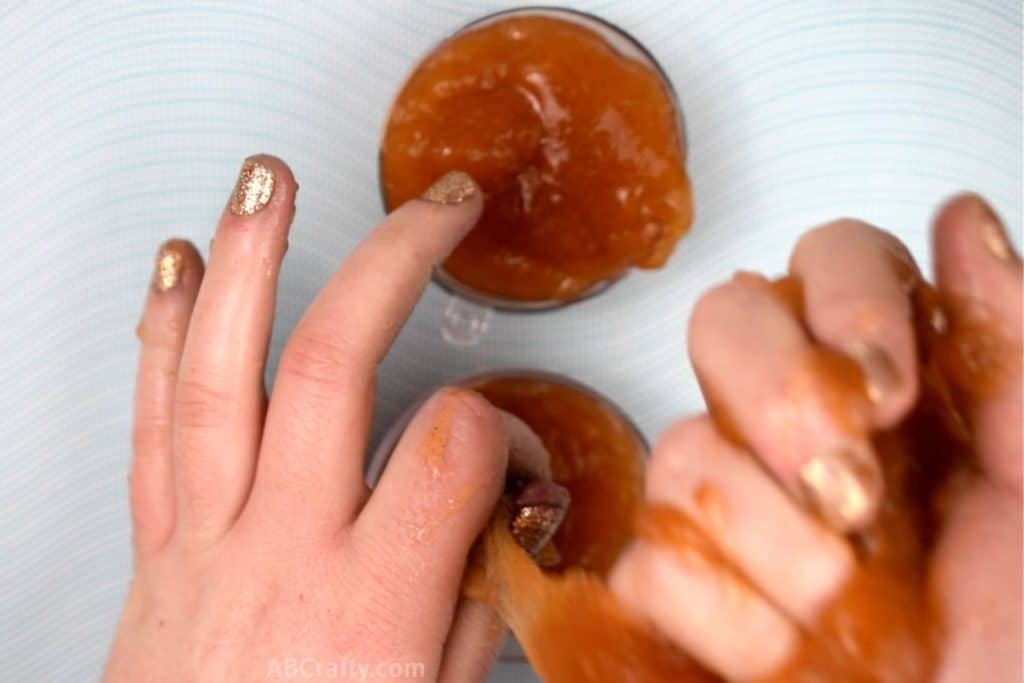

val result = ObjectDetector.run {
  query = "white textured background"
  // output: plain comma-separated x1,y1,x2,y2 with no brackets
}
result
0,1,1020,681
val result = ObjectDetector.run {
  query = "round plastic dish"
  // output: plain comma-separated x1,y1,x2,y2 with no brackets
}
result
378,6,687,321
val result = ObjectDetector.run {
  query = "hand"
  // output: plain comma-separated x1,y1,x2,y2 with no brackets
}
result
610,195,1022,681
106,158,518,681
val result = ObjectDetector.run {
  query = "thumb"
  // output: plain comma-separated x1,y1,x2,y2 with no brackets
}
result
437,411,567,682
350,388,508,665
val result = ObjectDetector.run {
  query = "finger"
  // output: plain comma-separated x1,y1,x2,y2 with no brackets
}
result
647,416,854,626
173,155,296,541
251,171,481,534
610,526,799,680
789,220,920,428
349,388,507,666
929,482,1023,682
131,239,203,555
436,410,554,682
437,600,507,683
500,410,552,480
688,275,881,532
932,193,1022,494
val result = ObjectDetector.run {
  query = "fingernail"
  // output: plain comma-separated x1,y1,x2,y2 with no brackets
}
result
980,218,1013,262
420,170,478,205
929,306,948,334
847,342,902,405
509,479,570,557
151,240,187,292
229,158,275,216
799,447,882,531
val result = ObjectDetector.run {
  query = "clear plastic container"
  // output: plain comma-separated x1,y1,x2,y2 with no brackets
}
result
365,368,650,663
378,7,688,345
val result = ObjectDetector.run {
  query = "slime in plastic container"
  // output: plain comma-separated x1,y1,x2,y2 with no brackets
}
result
380,12,693,305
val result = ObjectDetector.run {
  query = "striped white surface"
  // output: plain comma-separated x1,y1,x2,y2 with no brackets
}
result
0,2,1020,680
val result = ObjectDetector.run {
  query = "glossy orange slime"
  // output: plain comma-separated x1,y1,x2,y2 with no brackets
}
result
381,14,693,302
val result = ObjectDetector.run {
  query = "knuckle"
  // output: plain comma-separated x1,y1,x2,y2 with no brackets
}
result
175,368,236,431
645,447,677,492
138,314,187,350
278,329,367,395
372,229,426,273
791,219,868,263
429,388,507,482
132,414,171,456
649,417,710,483
806,218,877,244
689,279,748,337
794,219,910,267
874,368,920,428
607,543,648,605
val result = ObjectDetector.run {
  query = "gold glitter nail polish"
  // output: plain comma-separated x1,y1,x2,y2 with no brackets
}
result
847,342,902,405
421,170,478,205
152,241,187,292
981,220,1013,262
508,479,570,558
511,505,564,555
229,158,275,216
799,447,882,531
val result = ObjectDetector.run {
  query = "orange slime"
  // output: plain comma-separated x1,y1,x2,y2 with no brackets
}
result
381,14,693,302
462,274,1012,681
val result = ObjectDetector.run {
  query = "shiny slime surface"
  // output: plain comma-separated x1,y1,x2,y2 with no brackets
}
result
461,273,1014,681
380,15,693,302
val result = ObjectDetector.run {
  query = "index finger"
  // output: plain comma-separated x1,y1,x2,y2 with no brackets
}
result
789,220,920,428
246,171,483,538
